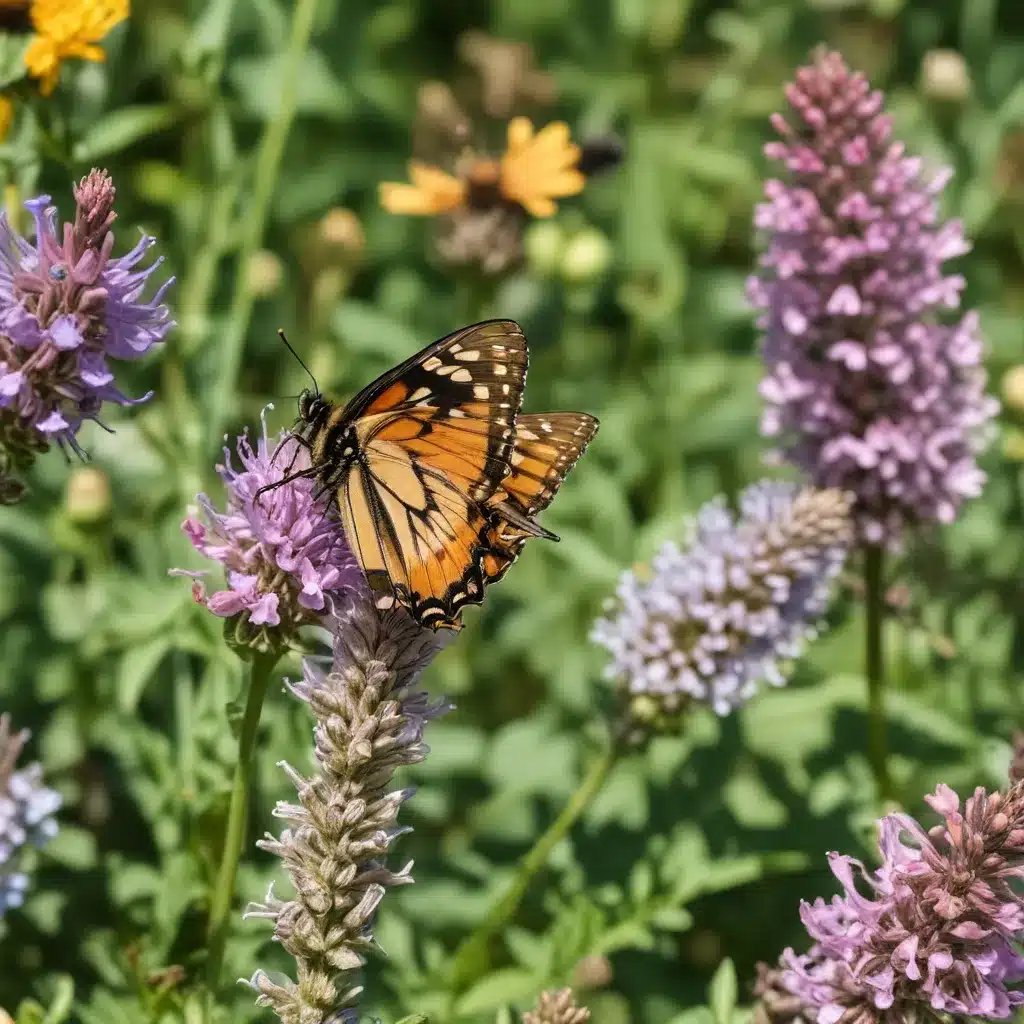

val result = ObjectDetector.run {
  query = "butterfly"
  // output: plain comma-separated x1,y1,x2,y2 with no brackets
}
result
283,319,552,630
479,412,599,588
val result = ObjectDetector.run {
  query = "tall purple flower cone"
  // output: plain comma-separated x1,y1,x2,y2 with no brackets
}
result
0,169,174,501
748,50,997,547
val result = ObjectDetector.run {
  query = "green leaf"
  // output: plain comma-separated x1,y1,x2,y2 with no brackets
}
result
45,826,98,871
708,958,738,1024
454,968,540,1016
0,32,29,89
394,1016,429,1024
42,976,74,1024
72,105,183,162
117,634,174,712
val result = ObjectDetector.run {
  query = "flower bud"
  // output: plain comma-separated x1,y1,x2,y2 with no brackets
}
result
523,219,566,277
560,227,613,284
921,49,971,104
1002,365,1024,413
247,249,284,298
65,467,112,525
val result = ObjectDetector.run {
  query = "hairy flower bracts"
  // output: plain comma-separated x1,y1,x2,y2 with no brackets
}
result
0,169,173,501
749,49,997,547
779,781,1024,1023
245,597,450,1023
175,410,364,653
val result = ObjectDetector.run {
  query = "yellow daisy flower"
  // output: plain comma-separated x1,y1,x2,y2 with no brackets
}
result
25,0,129,96
379,117,585,220
0,95,12,144
499,117,585,217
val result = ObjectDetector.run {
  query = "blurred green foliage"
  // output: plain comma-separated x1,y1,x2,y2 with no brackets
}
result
2,0,1024,1021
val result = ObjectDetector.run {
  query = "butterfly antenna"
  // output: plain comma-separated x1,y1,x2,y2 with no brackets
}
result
278,329,319,394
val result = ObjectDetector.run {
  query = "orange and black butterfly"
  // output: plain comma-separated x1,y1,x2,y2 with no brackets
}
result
480,412,599,587
282,319,548,629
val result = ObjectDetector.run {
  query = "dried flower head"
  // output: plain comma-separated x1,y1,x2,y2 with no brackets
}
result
0,170,173,501
780,782,1024,1023
749,49,997,547
524,988,591,1024
753,961,816,1024
174,409,364,653
591,481,851,718
25,0,128,96
245,596,451,1023
0,715,61,916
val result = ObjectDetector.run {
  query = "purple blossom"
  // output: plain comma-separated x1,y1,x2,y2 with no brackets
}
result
0,170,173,477
174,409,365,645
748,50,997,547
0,715,61,917
780,782,1024,1023
590,481,851,717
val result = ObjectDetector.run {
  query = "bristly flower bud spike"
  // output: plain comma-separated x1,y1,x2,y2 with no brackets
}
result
244,596,451,1023
591,481,851,727
524,988,592,1024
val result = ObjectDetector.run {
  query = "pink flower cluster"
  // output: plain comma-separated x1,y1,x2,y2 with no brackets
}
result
749,50,997,547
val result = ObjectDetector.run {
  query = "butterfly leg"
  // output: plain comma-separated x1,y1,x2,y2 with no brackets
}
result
253,466,320,508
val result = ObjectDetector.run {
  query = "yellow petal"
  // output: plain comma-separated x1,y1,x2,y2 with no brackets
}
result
506,116,536,154
379,163,466,216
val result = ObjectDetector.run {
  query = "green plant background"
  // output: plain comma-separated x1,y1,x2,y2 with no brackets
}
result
1,0,1023,1021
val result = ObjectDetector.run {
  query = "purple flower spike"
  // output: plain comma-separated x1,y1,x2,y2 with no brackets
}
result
777,782,1024,1024
749,50,997,547
174,409,366,648
0,715,61,917
0,169,174,501
591,482,851,718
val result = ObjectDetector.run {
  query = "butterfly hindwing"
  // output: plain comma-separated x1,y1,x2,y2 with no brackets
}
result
319,320,530,628
482,411,599,584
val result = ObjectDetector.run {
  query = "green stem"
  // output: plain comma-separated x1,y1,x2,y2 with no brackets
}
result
206,0,320,449
205,652,278,991
447,738,621,993
863,543,892,802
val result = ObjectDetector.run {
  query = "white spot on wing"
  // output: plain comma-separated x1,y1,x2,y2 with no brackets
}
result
451,367,473,383
423,357,442,371
473,384,489,400
455,349,481,361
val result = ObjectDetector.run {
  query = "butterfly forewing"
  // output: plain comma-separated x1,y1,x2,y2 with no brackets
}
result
319,320,530,628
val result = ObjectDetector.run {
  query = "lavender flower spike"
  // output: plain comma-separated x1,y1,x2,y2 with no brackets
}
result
244,596,451,1023
780,781,1024,1023
173,408,364,650
591,481,851,717
749,50,997,547
0,715,61,917
0,169,174,501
